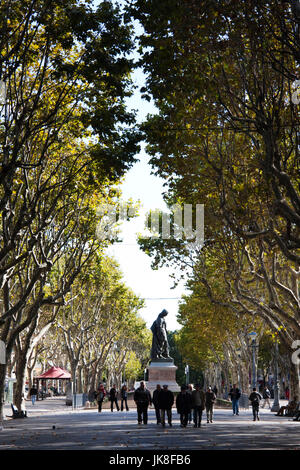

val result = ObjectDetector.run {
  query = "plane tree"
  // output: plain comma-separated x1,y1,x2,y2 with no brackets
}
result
0,0,141,416
130,0,300,396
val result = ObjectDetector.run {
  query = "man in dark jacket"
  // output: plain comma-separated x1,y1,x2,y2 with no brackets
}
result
29,385,38,405
205,386,216,423
152,384,162,424
158,384,174,427
191,384,206,428
134,381,152,425
96,384,106,412
229,384,241,416
248,387,262,421
120,385,129,411
176,385,193,427
109,384,120,412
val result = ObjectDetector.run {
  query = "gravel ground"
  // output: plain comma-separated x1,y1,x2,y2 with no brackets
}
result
0,397,299,451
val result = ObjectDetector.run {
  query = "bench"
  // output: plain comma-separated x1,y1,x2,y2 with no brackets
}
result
284,402,300,417
9,404,27,419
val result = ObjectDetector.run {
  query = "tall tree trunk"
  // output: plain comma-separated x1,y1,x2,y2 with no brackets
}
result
27,366,34,392
225,368,231,398
77,366,83,394
96,368,104,388
14,348,28,411
71,360,78,396
106,370,112,390
0,363,7,422
90,366,97,391
83,367,90,394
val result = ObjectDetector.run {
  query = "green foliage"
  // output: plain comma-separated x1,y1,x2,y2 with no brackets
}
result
131,0,299,261
0,1,144,409
129,1,300,395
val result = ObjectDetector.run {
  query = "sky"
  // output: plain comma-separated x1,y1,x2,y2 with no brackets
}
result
105,65,189,332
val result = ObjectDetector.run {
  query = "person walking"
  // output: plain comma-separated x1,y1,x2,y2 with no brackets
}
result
249,387,262,421
176,385,193,428
96,384,106,412
261,386,271,409
29,385,38,405
133,381,152,425
109,384,120,412
191,383,206,428
229,384,241,416
158,384,174,427
120,384,129,411
205,386,216,423
187,384,193,424
152,384,162,424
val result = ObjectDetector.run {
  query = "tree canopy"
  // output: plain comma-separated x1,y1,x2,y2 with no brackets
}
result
131,0,300,395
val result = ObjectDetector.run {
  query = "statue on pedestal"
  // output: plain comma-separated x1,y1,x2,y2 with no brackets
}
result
150,309,172,361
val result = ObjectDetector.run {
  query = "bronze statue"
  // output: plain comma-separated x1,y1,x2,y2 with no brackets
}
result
150,309,172,361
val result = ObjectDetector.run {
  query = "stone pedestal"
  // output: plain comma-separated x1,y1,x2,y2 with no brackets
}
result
146,360,180,393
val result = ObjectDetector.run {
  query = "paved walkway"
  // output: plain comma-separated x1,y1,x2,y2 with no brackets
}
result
1,397,299,450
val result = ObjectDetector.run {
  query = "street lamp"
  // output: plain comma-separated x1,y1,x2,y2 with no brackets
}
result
122,366,126,386
111,341,120,387
185,364,190,386
235,348,242,390
271,341,280,412
248,332,258,391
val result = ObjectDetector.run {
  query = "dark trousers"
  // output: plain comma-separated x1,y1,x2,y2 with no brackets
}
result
121,398,129,411
154,406,161,423
97,400,103,412
193,406,203,426
137,402,149,424
110,398,119,411
206,403,214,422
232,398,239,414
180,412,189,427
252,403,259,420
160,408,172,425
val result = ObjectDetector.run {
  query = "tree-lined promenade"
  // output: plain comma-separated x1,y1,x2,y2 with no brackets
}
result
1,0,300,443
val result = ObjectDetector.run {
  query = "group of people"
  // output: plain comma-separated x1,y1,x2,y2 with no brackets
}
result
93,384,129,413
229,383,300,422
134,381,216,428
92,381,216,427
93,381,300,425
229,384,271,421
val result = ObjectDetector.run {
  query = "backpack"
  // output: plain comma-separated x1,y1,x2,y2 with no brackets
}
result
251,393,260,405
